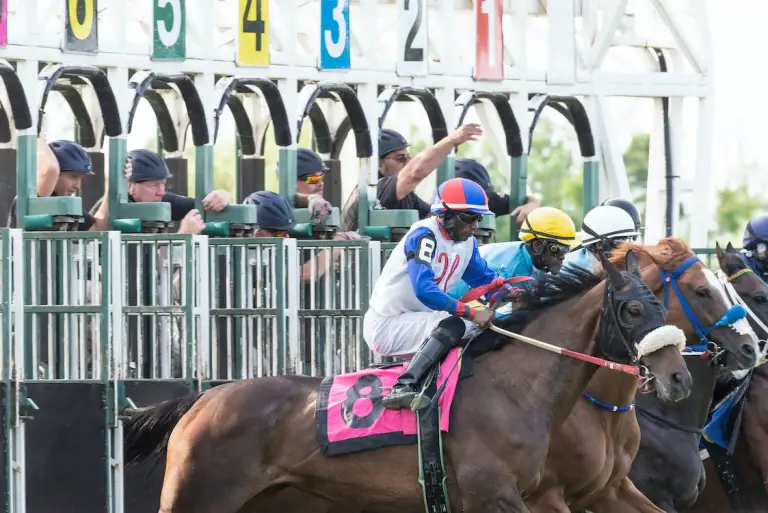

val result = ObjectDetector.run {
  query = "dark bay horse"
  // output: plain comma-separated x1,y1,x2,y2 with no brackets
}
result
627,242,761,512
125,251,677,513
526,238,758,513
688,242,768,513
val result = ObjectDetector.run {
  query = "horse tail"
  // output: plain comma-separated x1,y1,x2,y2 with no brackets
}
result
123,392,203,467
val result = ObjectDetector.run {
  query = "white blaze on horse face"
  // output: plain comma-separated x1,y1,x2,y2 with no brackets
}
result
703,268,757,339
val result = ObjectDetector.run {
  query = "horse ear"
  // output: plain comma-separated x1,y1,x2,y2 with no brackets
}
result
726,242,738,254
598,249,627,289
715,242,725,266
624,249,641,278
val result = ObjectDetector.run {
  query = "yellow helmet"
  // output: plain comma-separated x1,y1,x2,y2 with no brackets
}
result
519,207,577,247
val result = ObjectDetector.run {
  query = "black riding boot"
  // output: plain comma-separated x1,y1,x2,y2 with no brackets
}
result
381,317,464,411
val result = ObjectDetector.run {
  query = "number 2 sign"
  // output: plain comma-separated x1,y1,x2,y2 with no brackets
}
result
397,0,427,76
320,0,350,70
475,0,503,81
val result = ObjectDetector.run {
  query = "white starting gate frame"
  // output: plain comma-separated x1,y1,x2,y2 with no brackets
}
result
0,0,715,244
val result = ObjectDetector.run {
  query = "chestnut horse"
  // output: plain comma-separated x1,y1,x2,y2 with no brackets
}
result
124,251,682,513
628,242,763,512
524,238,758,513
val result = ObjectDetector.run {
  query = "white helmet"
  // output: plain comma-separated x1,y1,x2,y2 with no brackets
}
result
581,205,639,247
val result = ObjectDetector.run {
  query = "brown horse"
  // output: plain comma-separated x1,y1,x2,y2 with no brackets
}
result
124,251,683,513
525,238,759,513
627,242,762,512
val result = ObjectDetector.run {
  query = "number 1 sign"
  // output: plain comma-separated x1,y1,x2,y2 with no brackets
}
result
397,0,428,76
475,0,503,81
0,0,6,47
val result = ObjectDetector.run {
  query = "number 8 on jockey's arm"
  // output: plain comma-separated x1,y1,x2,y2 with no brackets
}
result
363,178,512,411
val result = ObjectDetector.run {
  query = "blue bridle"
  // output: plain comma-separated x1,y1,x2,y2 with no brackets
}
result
659,256,747,354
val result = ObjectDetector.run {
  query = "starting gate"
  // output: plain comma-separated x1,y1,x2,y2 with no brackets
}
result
0,0,714,511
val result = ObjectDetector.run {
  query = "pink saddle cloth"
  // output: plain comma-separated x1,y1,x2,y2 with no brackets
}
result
315,348,462,456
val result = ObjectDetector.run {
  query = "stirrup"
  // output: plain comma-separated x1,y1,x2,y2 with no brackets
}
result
381,386,432,411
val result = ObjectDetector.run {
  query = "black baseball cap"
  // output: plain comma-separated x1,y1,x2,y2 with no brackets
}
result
379,129,409,158
127,149,172,182
297,148,329,178
49,140,94,175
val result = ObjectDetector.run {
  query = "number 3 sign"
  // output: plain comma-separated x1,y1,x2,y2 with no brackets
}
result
475,0,503,81
320,0,350,70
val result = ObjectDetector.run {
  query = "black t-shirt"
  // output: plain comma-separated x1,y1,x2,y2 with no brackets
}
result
6,194,94,231
340,176,430,232
89,192,196,223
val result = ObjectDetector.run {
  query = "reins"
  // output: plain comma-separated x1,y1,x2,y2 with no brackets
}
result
488,324,641,377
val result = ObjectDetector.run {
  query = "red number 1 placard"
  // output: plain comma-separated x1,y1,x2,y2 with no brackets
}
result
475,0,503,81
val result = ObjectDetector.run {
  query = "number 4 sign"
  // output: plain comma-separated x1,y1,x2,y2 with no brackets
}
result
475,0,503,81
320,0,350,70
237,0,269,66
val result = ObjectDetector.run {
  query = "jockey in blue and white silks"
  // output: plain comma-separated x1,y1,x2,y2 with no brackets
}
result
740,213,768,283
364,178,512,411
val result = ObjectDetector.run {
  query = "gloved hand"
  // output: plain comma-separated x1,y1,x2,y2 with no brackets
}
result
488,285,524,310
308,194,332,225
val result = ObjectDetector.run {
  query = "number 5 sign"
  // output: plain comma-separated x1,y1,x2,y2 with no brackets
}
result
475,0,503,81
153,0,186,60
320,0,350,70
237,0,269,66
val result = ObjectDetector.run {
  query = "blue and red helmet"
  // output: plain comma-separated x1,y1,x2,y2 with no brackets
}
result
743,213,768,249
430,177,491,216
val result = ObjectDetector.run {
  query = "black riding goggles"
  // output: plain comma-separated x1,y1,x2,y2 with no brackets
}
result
545,241,571,257
441,204,484,225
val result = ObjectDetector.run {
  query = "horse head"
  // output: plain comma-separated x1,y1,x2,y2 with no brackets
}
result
599,249,691,402
611,238,759,372
716,241,768,344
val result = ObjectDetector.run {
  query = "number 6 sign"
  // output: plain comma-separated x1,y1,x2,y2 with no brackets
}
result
320,0,350,70
475,0,503,81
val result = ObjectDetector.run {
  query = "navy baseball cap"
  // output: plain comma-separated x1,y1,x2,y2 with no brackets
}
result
455,158,493,191
49,140,94,175
127,149,172,182
379,129,409,158
297,148,329,178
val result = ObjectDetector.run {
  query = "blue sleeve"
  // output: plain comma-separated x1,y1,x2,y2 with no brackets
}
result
461,238,500,288
404,228,475,319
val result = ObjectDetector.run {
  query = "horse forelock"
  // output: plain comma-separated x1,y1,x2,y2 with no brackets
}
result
610,237,694,272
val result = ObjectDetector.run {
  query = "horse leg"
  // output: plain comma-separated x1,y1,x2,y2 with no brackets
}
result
524,486,569,513
587,477,665,513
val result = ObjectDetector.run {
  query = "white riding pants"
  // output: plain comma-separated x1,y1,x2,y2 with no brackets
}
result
363,308,476,357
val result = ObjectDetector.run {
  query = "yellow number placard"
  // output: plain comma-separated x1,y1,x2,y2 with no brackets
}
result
237,0,269,66
64,0,98,52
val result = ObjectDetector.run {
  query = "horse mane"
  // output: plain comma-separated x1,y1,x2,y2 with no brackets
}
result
468,266,604,357
609,237,694,272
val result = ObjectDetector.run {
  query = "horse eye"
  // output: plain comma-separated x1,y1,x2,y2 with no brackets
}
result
695,287,711,298
755,296,768,304
628,305,642,317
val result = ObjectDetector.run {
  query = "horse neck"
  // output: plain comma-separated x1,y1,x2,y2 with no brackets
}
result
501,289,603,429
584,368,637,410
